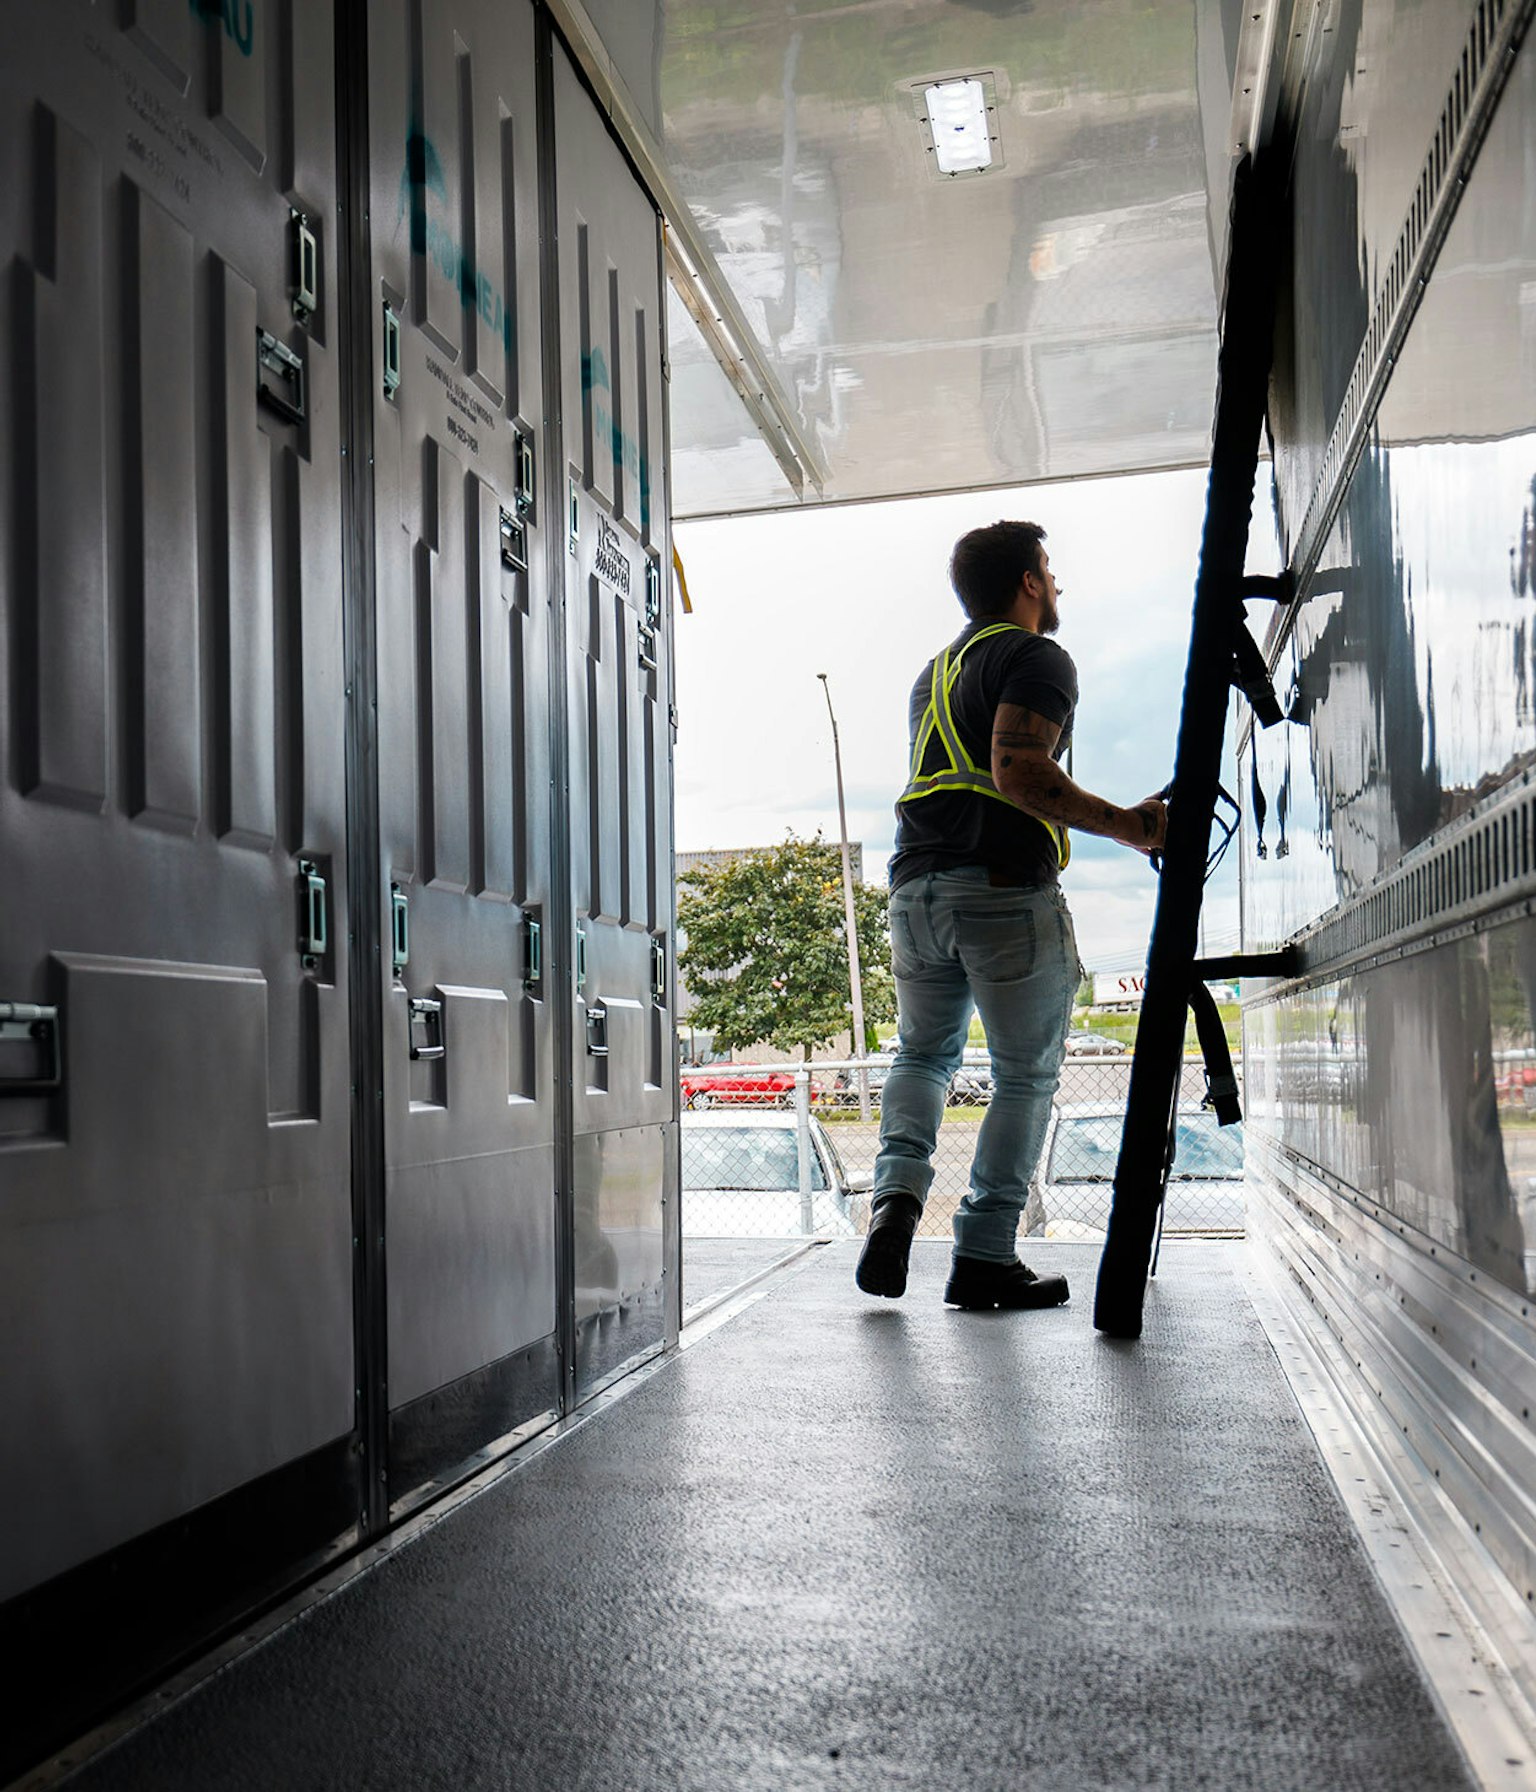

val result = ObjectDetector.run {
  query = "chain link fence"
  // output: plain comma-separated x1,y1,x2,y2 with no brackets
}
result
680,1054,1244,1248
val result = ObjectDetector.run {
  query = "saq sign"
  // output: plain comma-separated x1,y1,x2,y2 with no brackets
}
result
1092,971,1146,1007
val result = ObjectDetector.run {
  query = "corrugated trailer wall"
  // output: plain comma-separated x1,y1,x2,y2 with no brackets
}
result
1245,0,1536,1707
0,1,677,1774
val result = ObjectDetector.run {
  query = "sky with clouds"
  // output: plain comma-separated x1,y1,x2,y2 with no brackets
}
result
672,465,1270,972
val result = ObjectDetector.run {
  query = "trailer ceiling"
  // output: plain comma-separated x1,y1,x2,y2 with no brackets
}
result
575,0,1235,518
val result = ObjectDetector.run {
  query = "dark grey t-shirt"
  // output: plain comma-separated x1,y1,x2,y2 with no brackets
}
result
889,622,1078,890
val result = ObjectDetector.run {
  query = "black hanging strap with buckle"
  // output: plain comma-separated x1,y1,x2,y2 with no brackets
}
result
1188,979,1241,1126
1232,616,1284,728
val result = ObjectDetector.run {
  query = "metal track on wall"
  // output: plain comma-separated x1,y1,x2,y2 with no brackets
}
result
1244,764,1536,1005
1269,0,1536,663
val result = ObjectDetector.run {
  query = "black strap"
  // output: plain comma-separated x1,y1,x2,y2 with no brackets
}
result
1231,618,1284,727
1188,980,1242,1126
1250,752,1268,859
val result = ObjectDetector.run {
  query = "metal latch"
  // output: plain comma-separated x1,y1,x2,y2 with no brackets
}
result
515,431,536,514
500,506,528,573
408,996,445,1061
298,859,328,967
575,926,588,991
291,211,318,321
390,883,409,974
650,938,667,1005
0,1002,62,1095
645,556,662,630
257,329,306,426
567,477,579,553
382,302,401,399
523,915,542,990
585,1005,608,1057
639,556,660,671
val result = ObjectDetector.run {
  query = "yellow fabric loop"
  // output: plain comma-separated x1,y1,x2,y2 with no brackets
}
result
898,624,1070,870
672,544,693,615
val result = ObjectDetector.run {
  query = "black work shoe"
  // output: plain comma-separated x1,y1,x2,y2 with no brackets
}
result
943,1255,1070,1310
855,1193,923,1299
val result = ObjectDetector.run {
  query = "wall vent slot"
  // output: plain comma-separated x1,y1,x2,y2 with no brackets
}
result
1254,778,1536,998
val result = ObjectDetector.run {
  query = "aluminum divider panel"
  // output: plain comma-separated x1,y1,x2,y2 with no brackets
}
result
0,3,354,1601
369,0,558,1495
553,43,673,1395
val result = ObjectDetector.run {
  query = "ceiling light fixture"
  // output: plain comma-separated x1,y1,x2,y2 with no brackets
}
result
912,72,1004,180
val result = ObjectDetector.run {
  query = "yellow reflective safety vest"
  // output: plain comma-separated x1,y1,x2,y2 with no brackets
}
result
897,622,1071,869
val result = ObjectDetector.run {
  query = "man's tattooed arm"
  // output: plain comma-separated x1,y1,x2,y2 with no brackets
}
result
990,703,1167,853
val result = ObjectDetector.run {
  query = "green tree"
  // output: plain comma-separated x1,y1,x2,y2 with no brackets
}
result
677,834,895,1060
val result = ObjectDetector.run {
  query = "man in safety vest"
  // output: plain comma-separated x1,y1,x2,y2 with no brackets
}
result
856,519,1167,1308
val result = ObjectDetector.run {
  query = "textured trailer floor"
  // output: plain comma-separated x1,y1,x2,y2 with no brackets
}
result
69,1243,1472,1792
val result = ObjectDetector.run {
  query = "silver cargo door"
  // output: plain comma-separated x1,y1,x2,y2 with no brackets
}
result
0,2,357,1599
551,42,677,1395
367,0,560,1510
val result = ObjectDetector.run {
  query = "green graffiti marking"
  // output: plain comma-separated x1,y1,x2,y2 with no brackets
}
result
191,0,254,56
398,130,514,356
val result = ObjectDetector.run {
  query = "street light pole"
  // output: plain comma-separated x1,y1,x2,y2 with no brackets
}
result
818,673,869,1120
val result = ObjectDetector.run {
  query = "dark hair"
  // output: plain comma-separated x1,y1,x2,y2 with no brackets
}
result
948,521,1047,619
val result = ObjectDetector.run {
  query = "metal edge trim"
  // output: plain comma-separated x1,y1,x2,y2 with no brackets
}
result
670,454,1216,525
540,0,826,499
1243,1233,1536,1791
533,8,580,1420
1228,0,1290,157
680,1239,824,1331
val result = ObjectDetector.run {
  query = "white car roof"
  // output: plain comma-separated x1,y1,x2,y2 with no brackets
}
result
682,1111,812,1130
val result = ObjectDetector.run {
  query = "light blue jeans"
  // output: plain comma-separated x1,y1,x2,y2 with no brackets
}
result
874,868,1079,1263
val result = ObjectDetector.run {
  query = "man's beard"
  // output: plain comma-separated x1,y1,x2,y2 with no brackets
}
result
1042,600,1060,635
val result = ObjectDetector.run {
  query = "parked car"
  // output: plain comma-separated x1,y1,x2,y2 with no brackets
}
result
1064,1030,1131,1057
680,1065,796,1109
1039,1104,1244,1234
829,1054,896,1108
947,1062,994,1105
681,1111,874,1237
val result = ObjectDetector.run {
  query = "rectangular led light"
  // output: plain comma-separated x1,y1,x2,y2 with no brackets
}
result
924,78,993,176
